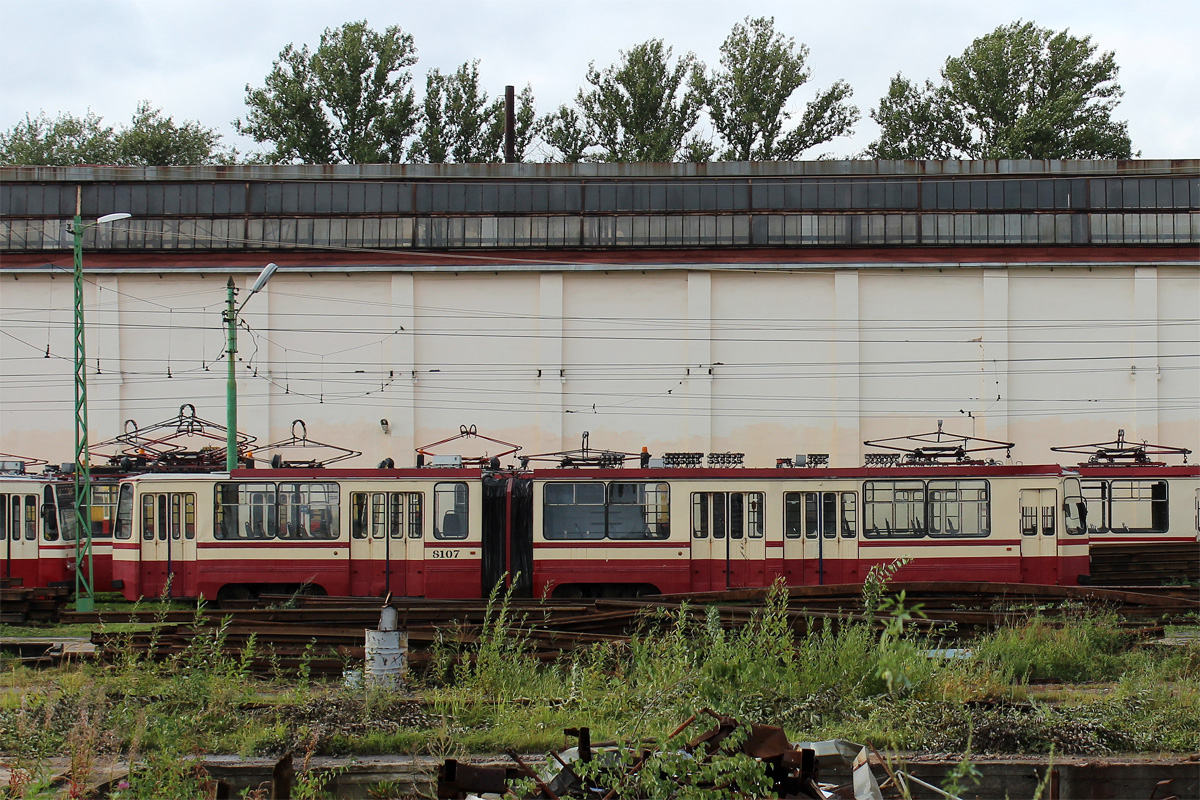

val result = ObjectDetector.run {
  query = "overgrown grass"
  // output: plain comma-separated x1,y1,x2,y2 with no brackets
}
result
1,572,1197,796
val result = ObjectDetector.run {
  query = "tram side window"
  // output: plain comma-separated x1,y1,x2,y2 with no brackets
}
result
544,483,605,540
434,482,469,540
214,483,277,540
841,493,857,537
351,493,368,539
784,492,802,538
141,495,155,540
1082,481,1107,532
928,480,990,537
114,485,134,539
408,493,423,539
278,483,340,540
42,486,59,541
0,495,7,540
1108,480,1168,533
863,481,926,538
609,483,670,540
0,495,10,541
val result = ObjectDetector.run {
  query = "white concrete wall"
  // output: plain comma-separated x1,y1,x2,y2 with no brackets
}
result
2,264,1197,468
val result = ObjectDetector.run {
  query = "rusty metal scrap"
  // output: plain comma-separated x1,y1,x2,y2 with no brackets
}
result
435,712,913,800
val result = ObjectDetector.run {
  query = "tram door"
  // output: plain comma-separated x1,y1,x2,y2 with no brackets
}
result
1019,489,1059,584
0,492,39,584
138,491,198,598
481,475,533,598
793,491,859,585
349,491,425,597
691,491,766,590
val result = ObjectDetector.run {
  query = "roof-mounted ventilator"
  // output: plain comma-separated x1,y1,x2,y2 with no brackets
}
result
776,454,830,468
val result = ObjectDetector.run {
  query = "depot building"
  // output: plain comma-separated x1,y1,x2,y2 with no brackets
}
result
1,160,1196,468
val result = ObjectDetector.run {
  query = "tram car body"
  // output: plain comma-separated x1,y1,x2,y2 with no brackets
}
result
0,468,120,591
111,462,1091,603
1075,464,1199,543
1075,463,1200,585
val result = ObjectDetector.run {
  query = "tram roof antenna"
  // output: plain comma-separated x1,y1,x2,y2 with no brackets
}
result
1051,429,1192,466
415,425,522,468
254,420,363,468
519,431,636,469
863,419,1015,465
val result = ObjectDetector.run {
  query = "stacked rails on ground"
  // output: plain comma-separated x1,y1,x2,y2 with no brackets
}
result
1089,542,1200,586
0,578,71,625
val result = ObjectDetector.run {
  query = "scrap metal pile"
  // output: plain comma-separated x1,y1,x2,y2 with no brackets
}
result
437,710,949,800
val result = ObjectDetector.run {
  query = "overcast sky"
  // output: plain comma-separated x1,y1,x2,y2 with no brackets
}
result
1,0,1197,160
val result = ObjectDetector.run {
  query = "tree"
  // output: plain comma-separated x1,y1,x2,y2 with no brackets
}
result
576,39,704,162
540,105,593,163
237,20,419,163
116,102,235,165
868,21,1133,159
866,76,963,160
698,16,858,161
0,105,231,166
1,111,117,165
411,62,538,163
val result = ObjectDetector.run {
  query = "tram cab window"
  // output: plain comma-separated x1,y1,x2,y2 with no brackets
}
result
55,484,78,541
114,485,134,539
434,482,469,540
42,486,59,541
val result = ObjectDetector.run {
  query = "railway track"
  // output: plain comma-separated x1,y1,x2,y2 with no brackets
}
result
63,583,1197,677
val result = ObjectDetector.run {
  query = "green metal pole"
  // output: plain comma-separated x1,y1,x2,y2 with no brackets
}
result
225,277,239,472
72,192,94,612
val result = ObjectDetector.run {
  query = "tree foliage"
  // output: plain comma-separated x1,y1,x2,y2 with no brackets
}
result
869,21,1133,159
412,62,538,163
698,16,858,161
572,39,704,162
117,102,233,165
0,104,232,166
237,20,419,163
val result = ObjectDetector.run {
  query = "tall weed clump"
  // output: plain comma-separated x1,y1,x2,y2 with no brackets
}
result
973,610,1132,683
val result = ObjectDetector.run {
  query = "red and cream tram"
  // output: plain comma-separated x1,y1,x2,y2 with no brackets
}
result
0,463,120,591
110,459,1091,603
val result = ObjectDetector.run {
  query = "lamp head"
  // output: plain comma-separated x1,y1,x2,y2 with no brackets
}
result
96,213,132,224
250,262,279,295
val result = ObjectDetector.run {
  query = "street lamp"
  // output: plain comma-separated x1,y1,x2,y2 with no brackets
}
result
225,263,279,471
68,186,130,612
